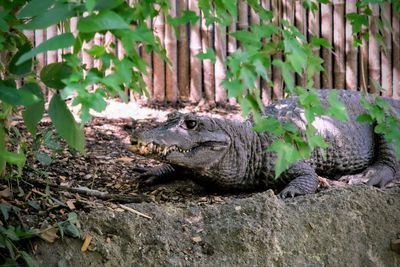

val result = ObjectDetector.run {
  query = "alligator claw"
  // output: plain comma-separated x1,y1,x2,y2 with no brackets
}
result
279,186,304,199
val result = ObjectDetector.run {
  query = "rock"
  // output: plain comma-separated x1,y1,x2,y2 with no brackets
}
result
34,186,400,267
391,239,400,255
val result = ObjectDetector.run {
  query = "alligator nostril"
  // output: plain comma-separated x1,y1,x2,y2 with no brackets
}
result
130,133,139,145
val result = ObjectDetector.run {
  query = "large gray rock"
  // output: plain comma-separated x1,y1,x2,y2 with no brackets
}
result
34,185,400,266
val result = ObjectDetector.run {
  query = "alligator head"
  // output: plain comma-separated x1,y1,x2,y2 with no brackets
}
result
129,112,231,170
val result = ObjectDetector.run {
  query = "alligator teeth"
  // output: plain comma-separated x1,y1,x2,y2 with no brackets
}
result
163,147,168,156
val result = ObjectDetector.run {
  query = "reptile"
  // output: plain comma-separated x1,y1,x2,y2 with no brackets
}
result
129,89,400,198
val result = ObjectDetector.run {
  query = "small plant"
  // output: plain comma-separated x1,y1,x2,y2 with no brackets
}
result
0,203,39,266
0,202,81,266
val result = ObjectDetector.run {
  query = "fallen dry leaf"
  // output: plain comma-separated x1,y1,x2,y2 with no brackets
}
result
39,227,59,243
0,188,13,199
115,156,134,163
192,236,202,243
81,234,93,252
66,199,76,210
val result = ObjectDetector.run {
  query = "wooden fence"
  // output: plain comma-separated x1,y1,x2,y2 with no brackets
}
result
25,1,400,104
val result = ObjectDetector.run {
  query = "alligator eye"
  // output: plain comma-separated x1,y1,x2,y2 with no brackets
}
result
184,120,197,130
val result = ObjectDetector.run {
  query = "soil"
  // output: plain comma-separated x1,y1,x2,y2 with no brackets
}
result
1,100,400,266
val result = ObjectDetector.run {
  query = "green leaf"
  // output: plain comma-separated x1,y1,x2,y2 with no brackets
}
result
85,0,97,13
36,152,52,166
16,33,75,65
167,10,199,26
0,204,12,221
240,66,256,89
357,113,373,123
268,140,301,178
196,48,216,64
77,10,130,33
308,134,328,150
40,62,73,89
327,91,348,122
93,0,125,11
272,60,294,90
222,79,242,98
48,94,85,154
84,45,106,57
284,37,307,74
21,83,45,135
253,117,284,135
0,151,26,173
9,43,33,75
18,2,74,30
0,11,8,32
0,81,40,106
311,36,332,48
20,251,39,267
254,59,269,81
230,30,259,44
17,0,55,18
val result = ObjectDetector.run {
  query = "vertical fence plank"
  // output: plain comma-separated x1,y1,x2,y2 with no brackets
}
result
46,25,58,98
333,0,345,89
201,15,215,103
104,32,115,74
227,8,238,105
368,4,380,93
308,5,321,89
359,26,369,91
381,3,392,97
215,25,227,104
46,26,58,64
283,0,295,90
261,0,272,104
321,2,333,88
250,3,261,91
345,0,358,90
165,0,178,103
153,11,166,102
189,0,202,102
393,8,400,98
295,0,306,87
142,18,153,98
177,0,189,101
34,29,46,71
272,0,283,98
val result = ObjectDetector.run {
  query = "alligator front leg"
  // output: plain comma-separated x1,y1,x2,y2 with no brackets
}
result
279,162,319,198
133,164,176,186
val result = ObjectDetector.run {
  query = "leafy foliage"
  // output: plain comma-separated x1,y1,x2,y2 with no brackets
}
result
0,203,39,266
358,95,400,159
0,202,81,266
0,0,169,176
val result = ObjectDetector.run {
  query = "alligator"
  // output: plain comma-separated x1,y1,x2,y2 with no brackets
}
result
129,89,400,198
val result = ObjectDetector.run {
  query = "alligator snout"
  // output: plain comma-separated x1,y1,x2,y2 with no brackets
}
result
130,132,139,145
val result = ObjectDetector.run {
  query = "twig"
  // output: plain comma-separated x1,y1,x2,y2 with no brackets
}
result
31,188,68,207
119,204,152,220
25,178,151,203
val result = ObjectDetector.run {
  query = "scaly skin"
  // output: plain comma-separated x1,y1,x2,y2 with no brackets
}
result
129,90,400,198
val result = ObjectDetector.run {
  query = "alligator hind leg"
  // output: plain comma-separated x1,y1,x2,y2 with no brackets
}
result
279,162,319,198
358,134,396,187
